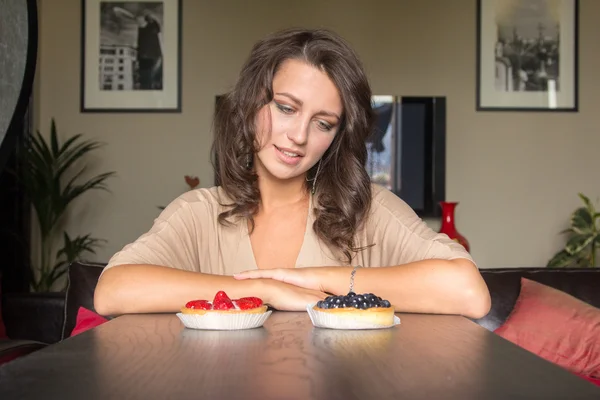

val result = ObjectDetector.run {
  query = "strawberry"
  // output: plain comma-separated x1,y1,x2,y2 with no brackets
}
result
185,300,211,310
212,290,234,310
235,297,263,310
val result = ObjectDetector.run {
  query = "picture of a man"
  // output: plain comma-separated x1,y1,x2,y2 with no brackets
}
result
135,12,163,90
99,2,164,91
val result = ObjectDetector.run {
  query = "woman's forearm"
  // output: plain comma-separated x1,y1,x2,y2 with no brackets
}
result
322,259,491,319
94,264,263,316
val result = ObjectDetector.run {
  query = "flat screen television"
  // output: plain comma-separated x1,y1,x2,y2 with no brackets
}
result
369,96,446,218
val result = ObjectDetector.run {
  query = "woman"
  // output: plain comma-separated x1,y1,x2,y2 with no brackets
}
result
94,28,491,319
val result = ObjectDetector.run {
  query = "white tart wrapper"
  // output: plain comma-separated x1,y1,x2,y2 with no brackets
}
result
176,310,272,330
306,303,400,330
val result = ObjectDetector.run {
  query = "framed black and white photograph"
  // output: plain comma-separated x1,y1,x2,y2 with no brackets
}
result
80,0,182,112
476,0,578,111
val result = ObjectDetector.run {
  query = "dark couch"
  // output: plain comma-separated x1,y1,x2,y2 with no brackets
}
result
1,262,105,363
475,267,600,330
2,263,600,363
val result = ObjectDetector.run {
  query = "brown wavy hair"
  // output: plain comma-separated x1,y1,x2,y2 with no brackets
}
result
211,28,375,263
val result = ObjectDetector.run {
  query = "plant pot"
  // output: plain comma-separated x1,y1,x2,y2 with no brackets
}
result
438,201,470,252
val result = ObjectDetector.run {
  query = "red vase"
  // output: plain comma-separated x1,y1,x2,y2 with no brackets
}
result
438,201,470,252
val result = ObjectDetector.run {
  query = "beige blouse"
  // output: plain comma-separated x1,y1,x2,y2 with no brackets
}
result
104,184,474,275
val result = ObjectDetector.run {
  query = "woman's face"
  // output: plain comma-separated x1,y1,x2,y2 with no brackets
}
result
254,59,343,183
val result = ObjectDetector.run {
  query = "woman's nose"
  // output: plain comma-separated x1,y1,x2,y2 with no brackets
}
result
286,120,309,145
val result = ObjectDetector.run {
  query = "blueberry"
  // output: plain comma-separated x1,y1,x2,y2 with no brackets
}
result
355,295,364,303
360,301,369,310
317,300,324,308
347,291,356,297
352,302,361,309
381,300,391,308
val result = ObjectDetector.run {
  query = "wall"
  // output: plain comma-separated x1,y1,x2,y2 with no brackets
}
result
34,0,600,268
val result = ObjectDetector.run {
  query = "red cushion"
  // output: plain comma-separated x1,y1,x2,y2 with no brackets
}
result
69,307,108,337
494,278,600,378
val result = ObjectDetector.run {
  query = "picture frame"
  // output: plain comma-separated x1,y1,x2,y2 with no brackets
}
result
80,0,182,113
476,0,579,112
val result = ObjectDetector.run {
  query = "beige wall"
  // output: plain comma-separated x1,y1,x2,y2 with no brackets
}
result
34,0,599,268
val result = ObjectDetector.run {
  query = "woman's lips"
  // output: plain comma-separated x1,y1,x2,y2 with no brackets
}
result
274,145,303,165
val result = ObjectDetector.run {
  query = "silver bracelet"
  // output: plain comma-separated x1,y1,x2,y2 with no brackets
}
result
349,265,362,293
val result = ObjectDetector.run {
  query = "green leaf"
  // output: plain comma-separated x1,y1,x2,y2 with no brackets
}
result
49,267,69,284
57,232,105,264
578,193,595,214
571,207,593,234
50,118,59,157
48,260,68,281
565,233,595,255
31,130,54,167
61,171,116,209
56,137,103,179
547,250,578,268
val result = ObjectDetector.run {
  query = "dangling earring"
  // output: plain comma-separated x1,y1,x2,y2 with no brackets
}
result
245,153,252,170
306,159,322,195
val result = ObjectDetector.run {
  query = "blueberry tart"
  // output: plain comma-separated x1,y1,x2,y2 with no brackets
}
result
313,292,395,326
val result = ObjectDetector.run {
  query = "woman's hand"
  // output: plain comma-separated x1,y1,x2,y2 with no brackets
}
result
257,279,326,311
235,267,336,292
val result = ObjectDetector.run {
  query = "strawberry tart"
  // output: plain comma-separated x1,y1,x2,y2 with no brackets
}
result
181,291,268,315
177,291,272,330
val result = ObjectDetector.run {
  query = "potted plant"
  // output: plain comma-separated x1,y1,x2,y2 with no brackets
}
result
19,118,116,291
2,118,115,343
547,193,599,268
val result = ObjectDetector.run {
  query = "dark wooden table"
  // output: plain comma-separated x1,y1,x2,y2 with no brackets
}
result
1,312,599,399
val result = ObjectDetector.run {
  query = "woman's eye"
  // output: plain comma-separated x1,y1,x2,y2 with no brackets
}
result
275,102,294,114
316,120,333,132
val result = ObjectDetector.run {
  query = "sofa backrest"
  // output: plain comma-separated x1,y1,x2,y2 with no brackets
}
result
61,262,600,335
3,292,65,344
474,267,600,331
61,261,106,340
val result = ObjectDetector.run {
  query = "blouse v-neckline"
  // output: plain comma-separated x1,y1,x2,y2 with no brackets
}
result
240,194,314,271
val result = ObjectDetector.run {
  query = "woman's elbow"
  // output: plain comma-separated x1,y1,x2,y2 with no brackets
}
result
94,282,112,317
463,284,491,319
93,269,121,317
453,259,491,319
